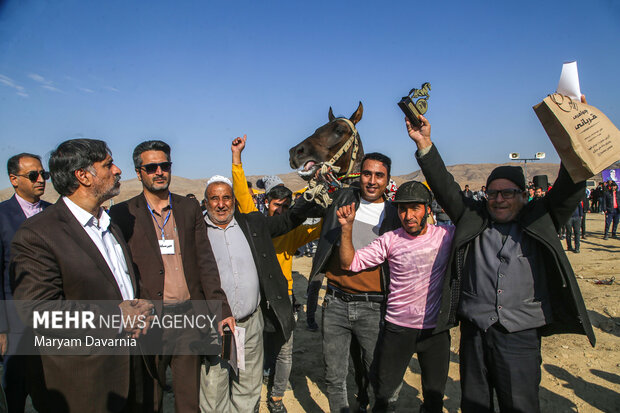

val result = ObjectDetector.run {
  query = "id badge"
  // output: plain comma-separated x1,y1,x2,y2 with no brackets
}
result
159,239,175,255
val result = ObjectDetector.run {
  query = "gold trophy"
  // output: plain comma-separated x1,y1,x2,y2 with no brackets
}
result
398,82,431,127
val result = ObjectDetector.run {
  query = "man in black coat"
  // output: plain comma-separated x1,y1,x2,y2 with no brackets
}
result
601,181,619,239
199,175,312,412
405,114,595,413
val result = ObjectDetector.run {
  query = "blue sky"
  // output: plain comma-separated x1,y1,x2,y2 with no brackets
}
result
1,0,619,186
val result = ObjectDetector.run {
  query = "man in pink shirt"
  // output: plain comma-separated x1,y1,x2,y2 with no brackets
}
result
337,181,454,413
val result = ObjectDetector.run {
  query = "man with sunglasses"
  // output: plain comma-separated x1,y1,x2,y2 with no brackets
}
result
405,110,595,413
110,141,233,413
0,153,51,413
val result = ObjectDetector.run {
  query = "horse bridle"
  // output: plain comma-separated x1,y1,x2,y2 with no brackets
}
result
303,118,361,206
324,117,360,179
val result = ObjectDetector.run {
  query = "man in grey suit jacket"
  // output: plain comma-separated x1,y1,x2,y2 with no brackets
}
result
11,139,155,413
0,153,51,413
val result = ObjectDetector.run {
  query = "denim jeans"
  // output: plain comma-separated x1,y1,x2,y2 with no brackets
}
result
604,210,619,236
264,296,294,399
565,216,581,251
322,294,382,412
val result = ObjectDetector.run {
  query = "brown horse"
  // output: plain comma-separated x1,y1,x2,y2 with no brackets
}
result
289,102,365,183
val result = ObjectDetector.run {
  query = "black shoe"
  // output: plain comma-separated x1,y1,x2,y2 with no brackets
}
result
604,235,609,240
307,319,319,332
268,398,288,413
574,249,580,253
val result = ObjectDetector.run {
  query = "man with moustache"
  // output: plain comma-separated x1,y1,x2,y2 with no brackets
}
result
10,139,155,413
109,140,234,413
230,135,322,413
200,175,313,413
0,153,51,412
337,181,454,413
310,152,401,413
405,111,594,413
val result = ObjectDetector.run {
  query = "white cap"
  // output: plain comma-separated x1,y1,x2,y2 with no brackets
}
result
206,175,233,189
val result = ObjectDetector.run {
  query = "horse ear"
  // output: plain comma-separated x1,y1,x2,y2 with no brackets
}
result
328,107,335,122
350,101,363,124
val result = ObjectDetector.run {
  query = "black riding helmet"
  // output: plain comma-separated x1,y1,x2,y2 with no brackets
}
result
392,181,432,205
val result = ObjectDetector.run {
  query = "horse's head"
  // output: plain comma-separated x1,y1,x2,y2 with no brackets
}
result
289,102,365,181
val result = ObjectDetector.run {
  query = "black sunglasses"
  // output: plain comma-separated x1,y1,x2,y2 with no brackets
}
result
487,189,523,199
15,170,50,182
138,162,172,174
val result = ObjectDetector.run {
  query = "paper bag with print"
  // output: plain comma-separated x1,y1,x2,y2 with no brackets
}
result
533,94,620,182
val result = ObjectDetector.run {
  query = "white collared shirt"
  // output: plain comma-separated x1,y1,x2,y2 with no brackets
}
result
63,197,135,300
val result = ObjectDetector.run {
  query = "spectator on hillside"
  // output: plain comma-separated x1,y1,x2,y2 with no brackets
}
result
462,184,473,198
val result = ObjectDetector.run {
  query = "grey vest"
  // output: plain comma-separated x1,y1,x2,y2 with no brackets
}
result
458,222,552,332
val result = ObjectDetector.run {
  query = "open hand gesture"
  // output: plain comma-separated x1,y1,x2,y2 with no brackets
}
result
336,203,356,227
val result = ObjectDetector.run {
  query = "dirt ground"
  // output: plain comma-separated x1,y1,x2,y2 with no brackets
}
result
257,213,620,413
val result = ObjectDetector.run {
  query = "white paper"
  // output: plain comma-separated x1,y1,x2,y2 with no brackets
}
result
557,61,581,100
233,326,245,371
158,239,175,255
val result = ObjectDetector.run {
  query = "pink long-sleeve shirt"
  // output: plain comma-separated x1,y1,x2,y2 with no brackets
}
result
349,225,455,329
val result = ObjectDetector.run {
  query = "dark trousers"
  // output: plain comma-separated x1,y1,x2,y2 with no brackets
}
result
460,320,542,413
604,210,619,236
306,277,323,323
2,352,27,413
565,216,581,251
157,310,201,413
373,322,450,413
580,212,587,237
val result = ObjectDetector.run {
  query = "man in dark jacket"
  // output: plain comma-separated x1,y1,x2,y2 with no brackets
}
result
199,175,312,412
109,140,234,413
601,181,619,239
564,202,583,253
309,153,401,412
405,114,595,413
0,153,51,413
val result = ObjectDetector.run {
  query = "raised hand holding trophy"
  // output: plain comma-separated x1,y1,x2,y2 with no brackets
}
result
398,82,431,126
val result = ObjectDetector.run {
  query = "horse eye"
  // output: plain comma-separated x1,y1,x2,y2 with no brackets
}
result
334,126,346,135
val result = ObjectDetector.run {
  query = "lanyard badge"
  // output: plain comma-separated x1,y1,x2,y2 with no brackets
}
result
147,193,175,255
